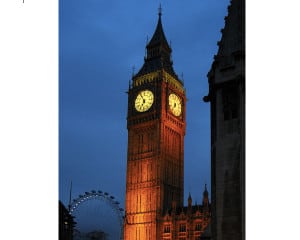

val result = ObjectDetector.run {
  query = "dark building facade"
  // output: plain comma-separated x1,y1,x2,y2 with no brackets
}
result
124,9,211,240
59,201,76,240
204,0,245,240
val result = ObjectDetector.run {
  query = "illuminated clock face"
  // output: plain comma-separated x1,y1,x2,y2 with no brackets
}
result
169,93,182,116
135,90,154,112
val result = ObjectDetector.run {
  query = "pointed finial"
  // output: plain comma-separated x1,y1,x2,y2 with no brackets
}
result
188,192,192,207
132,65,135,77
158,3,162,17
203,183,208,197
145,36,149,58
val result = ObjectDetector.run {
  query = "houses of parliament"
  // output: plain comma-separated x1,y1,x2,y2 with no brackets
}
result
59,1,245,239
124,0,244,240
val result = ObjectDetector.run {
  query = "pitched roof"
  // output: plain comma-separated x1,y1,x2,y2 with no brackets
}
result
134,11,179,81
147,13,171,51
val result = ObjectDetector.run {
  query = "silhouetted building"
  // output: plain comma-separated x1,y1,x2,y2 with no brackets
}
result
124,8,211,240
204,0,245,239
59,201,76,240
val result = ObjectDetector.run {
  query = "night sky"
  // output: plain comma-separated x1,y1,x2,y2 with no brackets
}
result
59,0,230,210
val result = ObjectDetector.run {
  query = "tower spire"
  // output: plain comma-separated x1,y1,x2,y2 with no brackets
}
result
133,5,180,80
202,183,209,207
158,3,162,17
188,192,192,207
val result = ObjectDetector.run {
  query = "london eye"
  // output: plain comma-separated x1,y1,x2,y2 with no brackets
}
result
69,190,124,240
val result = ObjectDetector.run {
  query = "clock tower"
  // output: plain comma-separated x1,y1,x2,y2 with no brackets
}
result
124,10,186,240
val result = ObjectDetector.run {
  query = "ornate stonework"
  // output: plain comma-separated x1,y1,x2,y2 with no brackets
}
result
124,9,211,240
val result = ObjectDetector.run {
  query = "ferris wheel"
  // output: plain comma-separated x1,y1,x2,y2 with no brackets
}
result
69,190,124,240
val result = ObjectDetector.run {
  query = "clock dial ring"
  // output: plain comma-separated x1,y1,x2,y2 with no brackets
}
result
134,90,154,112
168,93,182,116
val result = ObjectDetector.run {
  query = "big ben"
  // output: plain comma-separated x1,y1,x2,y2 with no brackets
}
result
124,9,186,240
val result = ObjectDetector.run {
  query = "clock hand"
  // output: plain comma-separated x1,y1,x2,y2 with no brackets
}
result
139,94,144,106
141,96,145,106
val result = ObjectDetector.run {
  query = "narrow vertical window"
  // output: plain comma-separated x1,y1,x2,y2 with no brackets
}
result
195,223,202,231
164,224,171,233
179,224,186,232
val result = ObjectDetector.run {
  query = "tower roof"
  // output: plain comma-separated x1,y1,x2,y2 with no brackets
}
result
146,10,171,51
134,7,180,81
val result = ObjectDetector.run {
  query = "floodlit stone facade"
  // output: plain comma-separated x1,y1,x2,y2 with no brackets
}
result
124,9,211,240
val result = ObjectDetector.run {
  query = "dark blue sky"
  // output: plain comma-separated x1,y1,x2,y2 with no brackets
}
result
59,0,230,209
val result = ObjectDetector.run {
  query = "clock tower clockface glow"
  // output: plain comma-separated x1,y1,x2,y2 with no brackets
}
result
169,93,182,116
125,12,189,240
134,90,154,112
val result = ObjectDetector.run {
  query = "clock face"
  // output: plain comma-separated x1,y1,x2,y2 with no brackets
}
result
135,90,154,112
169,93,182,116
